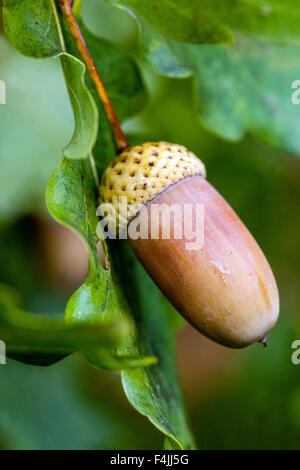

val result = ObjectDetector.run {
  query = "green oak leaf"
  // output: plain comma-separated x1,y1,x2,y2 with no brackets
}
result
108,0,233,45
60,54,99,159
3,0,61,57
61,4,146,171
109,0,300,45
0,283,129,366
0,0,144,219
0,1,3,34
46,156,155,371
4,0,195,448
0,37,73,221
48,3,194,448
3,0,98,159
138,24,300,155
114,242,196,450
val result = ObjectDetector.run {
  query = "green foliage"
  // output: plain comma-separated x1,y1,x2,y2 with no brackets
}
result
0,1,3,34
3,0,98,159
60,55,99,159
0,283,129,366
109,0,300,45
109,0,233,45
2,0,194,448
131,21,300,154
0,37,72,220
0,356,161,449
46,156,156,371
61,6,145,169
3,0,61,57
2,0,300,451
115,243,195,449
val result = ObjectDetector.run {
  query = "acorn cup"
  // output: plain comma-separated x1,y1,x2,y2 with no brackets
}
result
99,142,279,348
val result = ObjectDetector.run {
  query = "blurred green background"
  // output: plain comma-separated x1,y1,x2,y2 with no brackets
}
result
0,0,300,449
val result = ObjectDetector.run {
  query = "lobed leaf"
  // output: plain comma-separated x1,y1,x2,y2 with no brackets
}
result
115,242,196,450
3,0,195,448
138,23,300,155
0,283,129,366
109,0,300,45
3,0,98,159
46,155,156,371
0,37,73,221
47,4,194,448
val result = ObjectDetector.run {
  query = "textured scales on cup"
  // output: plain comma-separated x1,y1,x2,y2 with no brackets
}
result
99,142,206,235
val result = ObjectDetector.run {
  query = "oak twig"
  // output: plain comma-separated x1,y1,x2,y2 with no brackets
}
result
58,0,128,153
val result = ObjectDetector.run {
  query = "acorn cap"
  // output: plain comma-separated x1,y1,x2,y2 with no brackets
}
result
99,142,206,235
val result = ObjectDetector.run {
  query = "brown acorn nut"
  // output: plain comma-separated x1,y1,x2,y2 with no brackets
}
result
99,142,279,348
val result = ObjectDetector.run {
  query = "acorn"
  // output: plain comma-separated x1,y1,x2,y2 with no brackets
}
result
99,142,279,348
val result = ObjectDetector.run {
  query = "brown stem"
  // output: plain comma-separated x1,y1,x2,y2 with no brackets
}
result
259,336,268,347
58,0,128,153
